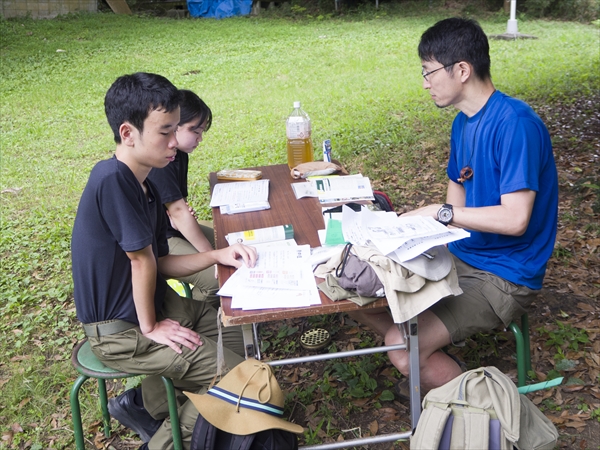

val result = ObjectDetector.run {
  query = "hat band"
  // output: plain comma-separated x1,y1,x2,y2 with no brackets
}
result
207,386,284,417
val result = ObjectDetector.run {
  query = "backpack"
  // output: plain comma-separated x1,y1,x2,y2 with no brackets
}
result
190,412,299,450
372,190,394,212
411,366,558,450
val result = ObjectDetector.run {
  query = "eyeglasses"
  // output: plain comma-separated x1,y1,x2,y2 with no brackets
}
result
421,61,459,81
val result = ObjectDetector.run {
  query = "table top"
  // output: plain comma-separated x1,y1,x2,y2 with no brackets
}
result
210,164,388,326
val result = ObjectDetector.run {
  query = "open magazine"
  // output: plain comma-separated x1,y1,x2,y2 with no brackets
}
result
340,205,470,262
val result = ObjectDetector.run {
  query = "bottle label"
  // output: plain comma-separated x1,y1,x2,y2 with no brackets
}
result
286,116,311,139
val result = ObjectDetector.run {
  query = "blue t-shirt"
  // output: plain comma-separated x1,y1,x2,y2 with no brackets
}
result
147,149,188,240
71,156,169,325
447,90,558,290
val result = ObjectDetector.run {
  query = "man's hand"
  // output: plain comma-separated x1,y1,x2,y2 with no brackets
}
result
214,243,258,269
401,204,443,220
143,318,203,354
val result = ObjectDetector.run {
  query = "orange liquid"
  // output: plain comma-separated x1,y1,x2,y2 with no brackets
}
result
287,138,314,169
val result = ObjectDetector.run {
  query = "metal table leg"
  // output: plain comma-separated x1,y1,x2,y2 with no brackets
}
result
407,316,421,430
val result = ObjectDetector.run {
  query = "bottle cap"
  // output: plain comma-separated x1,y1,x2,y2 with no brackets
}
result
293,101,301,109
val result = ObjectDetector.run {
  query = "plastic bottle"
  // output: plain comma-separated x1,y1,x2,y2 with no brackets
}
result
286,101,314,169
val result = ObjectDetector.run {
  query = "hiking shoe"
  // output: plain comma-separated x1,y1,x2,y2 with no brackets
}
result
108,388,163,442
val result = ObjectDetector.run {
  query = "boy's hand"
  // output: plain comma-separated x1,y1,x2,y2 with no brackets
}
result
214,243,257,269
186,202,198,220
143,318,202,354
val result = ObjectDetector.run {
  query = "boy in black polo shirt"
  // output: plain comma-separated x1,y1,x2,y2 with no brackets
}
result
71,72,256,448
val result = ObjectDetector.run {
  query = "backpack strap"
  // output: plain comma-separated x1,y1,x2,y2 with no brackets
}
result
225,433,255,450
191,414,256,450
190,414,218,450
463,409,490,449
410,403,451,450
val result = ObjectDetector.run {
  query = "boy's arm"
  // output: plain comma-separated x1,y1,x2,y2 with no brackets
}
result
127,245,201,354
158,243,257,279
165,198,214,253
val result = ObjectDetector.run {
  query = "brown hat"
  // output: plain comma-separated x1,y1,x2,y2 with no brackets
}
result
184,359,304,436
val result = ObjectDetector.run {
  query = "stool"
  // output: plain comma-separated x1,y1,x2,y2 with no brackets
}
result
70,339,182,450
70,280,190,449
507,313,531,387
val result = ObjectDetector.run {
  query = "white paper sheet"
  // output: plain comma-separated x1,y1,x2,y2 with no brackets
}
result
340,205,470,261
310,175,375,204
291,182,318,199
218,242,322,310
210,179,269,207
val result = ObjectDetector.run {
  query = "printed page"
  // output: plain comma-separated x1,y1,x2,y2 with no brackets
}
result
310,175,375,203
218,243,321,309
340,205,470,260
210,179,269,207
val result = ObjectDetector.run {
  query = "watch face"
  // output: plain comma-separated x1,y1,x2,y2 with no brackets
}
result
439,208,452,223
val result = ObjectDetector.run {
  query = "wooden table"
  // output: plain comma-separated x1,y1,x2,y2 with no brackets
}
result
210,164,421,447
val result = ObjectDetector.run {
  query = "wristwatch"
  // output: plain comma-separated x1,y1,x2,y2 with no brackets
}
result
437,204,453,226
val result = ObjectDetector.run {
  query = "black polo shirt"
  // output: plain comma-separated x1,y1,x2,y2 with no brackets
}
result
71,156,169,325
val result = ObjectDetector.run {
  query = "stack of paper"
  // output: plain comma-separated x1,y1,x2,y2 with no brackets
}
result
218,240,322,310
210,179,270,214
291,174,375,204
340,206,470,262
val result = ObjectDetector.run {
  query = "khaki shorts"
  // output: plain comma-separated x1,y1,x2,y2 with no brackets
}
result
430,256,539,344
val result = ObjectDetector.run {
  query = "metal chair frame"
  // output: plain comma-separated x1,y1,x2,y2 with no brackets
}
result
508,313,532,387
70,280,192,449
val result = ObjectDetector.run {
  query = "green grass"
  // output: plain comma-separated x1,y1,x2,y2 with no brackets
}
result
0,8,599,448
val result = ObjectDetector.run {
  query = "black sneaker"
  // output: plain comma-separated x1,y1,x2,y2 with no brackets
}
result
108,387,163,442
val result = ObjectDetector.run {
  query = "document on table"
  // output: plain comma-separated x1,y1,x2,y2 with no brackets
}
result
312,175,374,204
341,206,470,262
210,179,270,213
290,174,374,204
218,241,322,310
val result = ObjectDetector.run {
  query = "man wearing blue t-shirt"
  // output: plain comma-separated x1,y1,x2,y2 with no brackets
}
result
352,18,558,393
71,72,257,448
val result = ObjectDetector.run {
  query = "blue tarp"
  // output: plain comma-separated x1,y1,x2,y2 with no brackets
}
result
187,0,251,18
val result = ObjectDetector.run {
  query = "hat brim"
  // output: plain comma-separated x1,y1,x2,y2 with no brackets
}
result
184,391,305,436
399,245,452,281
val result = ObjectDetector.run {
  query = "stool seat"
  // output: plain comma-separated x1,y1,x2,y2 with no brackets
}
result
72,339,132,378
70,339,182,450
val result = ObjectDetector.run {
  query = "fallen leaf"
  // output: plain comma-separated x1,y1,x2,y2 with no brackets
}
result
351,398,370,407
563,421,586,430
2,431,13,444
577,302,595,312
535,370,548,381
369,420,379,435
563,385,585,393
